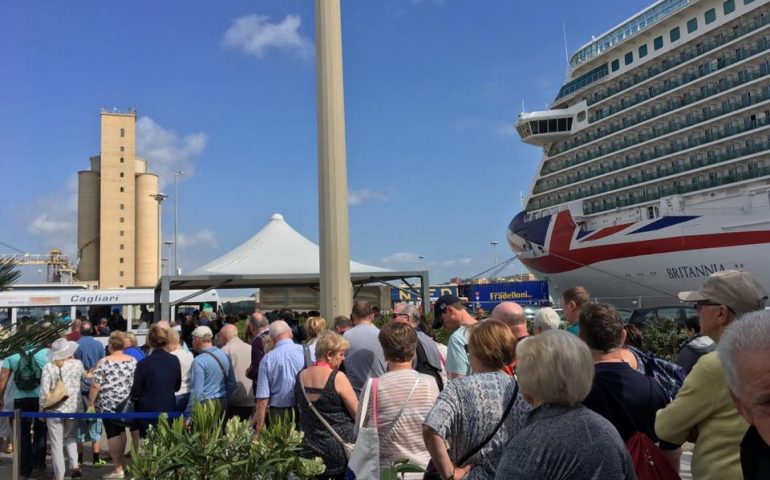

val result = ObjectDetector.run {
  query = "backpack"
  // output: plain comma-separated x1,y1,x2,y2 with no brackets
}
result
415,341,443,391
13,350,42,392
628,346,686,401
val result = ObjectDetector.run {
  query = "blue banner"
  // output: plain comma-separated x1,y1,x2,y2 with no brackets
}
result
464,281,549,308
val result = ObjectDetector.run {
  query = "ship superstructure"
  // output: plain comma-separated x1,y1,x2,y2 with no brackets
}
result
509,0,770,305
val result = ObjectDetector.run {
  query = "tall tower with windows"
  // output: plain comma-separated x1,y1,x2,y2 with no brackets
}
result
77,109,160,288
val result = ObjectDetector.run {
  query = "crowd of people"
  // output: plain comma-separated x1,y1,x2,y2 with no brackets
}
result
1,268,770,479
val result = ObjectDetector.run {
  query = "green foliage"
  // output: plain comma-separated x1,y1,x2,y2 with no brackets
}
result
127,402,325,480
381,459,426,480
0,319,70,358
0,258,21,291
642,318,687,361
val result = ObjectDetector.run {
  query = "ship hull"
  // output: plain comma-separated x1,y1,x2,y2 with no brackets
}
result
507,210,770,307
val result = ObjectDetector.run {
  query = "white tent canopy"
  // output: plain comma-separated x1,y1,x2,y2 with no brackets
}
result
193,213,391,275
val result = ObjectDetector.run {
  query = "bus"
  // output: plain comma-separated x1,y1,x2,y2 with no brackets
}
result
0,288,220,332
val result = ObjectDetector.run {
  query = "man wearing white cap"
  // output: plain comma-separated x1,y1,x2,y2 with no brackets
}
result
656,270,767,480
186,326,236,415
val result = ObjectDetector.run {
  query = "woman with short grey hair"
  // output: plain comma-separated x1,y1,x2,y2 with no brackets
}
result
495,331,635,479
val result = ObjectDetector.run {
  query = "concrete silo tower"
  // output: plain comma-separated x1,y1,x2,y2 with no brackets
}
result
76,109,160,288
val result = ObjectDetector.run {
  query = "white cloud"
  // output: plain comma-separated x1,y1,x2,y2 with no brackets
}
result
223,14,313,59
136,116,207,188
25,175,78,255
348,188,394,206
177,230,219,249
381,252,422,264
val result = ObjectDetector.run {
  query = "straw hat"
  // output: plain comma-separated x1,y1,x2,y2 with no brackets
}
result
47,338,80,362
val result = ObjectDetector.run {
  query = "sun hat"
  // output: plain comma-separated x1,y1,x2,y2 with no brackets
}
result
47,338,80,362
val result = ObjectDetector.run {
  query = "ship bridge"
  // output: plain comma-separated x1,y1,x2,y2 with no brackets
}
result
516,101,589,146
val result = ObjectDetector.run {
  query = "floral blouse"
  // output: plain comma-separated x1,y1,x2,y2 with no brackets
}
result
39,359,85,413
92,358,136,412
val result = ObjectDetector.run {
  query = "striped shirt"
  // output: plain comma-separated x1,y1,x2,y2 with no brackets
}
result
358,370,440,474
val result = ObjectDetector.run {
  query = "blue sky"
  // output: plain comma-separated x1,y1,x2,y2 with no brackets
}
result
0,0,651,284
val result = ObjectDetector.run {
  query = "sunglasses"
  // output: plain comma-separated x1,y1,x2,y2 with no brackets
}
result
693,301,735,315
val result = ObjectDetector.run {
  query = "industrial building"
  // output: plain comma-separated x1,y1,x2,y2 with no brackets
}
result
77,109,160,288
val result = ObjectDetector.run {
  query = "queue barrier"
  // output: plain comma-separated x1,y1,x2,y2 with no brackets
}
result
2,409,186,480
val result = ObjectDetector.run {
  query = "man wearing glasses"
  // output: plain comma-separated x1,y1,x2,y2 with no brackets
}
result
392,303,444,390
655,270,767,480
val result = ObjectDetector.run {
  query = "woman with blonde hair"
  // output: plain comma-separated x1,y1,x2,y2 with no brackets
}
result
304,316,327,363
40,338,85,480
295,331,357,479
423,320,530,479
87,331,137,480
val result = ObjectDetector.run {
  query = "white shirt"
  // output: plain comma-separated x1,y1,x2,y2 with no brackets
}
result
170,347,194,395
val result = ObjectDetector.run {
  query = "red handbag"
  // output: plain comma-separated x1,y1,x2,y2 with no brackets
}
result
626,431,680,480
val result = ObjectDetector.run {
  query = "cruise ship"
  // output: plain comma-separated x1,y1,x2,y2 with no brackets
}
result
508,0,770,306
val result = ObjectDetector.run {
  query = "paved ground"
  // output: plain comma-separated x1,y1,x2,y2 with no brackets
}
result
0,439,120,480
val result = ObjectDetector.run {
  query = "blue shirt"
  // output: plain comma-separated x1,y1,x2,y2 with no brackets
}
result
76,336,106,393
255,339,305,408
124,346,146,362
567,323,580,336
186,346,236,414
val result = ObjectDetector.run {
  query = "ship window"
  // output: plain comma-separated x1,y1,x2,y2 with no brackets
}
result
744,0,755,4
611,59,620,72
530,121,539,134
705,8,717,24
624,52,633,65
577,111,586,122
654,36,664,50
548,119,557,132
687,18,698,34
724,0,735,13
558,118,568,131
670,27,681,42
639,44,648,58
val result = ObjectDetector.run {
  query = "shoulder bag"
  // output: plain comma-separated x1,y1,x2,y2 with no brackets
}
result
424,381,519,480
345,378,380,480
43,365,69,409
299,371,354,459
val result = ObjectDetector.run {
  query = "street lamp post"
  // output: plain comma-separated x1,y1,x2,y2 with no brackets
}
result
173,171,184,275
164,241,174,276
490,241,499,279
149,193,168,279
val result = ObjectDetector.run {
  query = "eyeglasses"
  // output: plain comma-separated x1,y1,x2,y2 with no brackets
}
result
693,301,735,315
693,301,721,309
